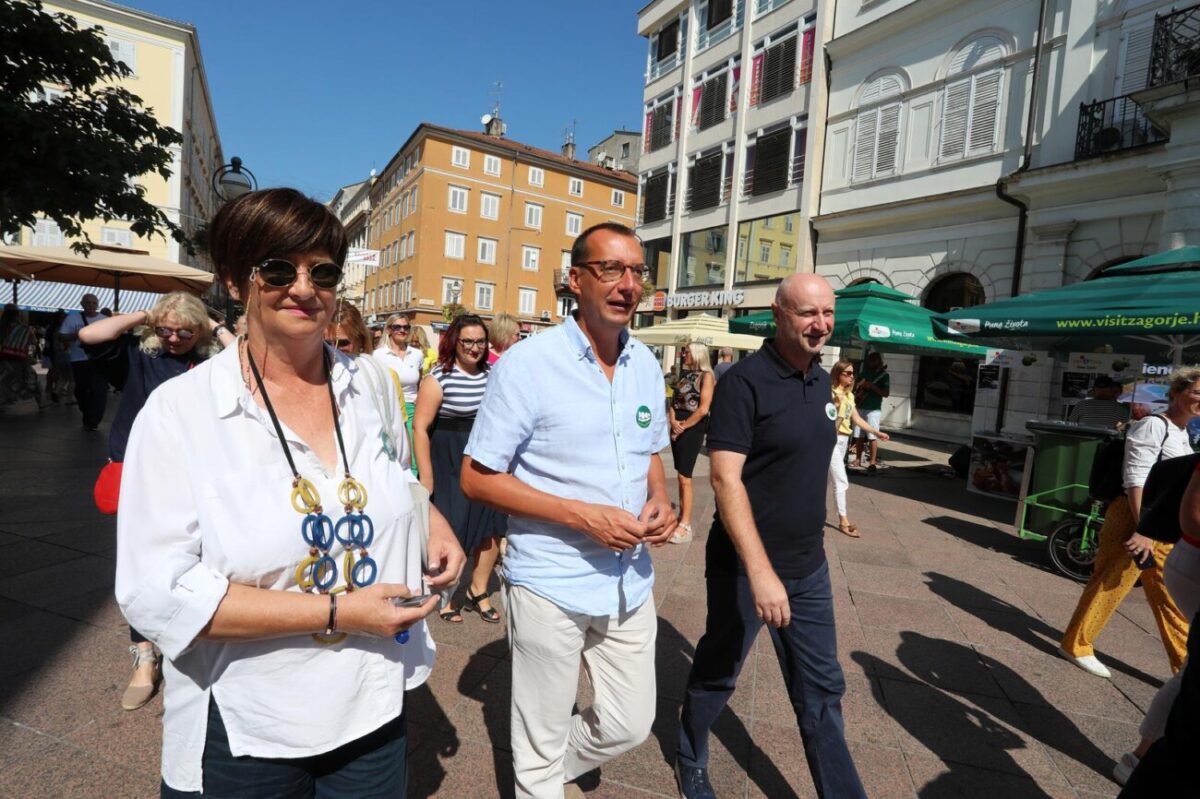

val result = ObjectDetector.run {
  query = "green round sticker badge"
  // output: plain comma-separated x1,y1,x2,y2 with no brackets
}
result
636,405,652,428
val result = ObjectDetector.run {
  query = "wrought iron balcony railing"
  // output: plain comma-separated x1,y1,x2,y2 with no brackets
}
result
1150,3,1200,87
1075,94,1166,160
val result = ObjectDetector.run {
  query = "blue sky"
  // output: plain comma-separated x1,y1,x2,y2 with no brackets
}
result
129,0,650,201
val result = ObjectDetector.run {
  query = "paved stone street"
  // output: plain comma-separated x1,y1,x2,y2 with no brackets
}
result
0,399,1173,797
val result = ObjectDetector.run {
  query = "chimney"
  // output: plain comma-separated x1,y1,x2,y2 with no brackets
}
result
484,115,505,138
561,140,576,160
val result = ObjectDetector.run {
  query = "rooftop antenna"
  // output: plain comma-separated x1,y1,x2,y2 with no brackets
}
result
489,80,504,119
561,119,578,160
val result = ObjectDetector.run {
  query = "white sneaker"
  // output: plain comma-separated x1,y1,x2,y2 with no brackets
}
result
1112,752,1139,786
1059,647,1112,678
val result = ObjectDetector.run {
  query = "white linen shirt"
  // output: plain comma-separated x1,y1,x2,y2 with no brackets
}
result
115,344,434,793
1123,413,1193,489
373,345,424,404
464,316,669,617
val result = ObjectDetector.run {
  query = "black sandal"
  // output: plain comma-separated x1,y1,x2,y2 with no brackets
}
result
465,591,501,624
439,607,463,624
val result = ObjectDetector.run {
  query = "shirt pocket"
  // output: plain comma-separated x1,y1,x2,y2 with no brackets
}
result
625,398,661,455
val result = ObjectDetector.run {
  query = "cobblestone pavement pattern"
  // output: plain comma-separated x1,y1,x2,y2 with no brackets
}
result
0,400,1166,797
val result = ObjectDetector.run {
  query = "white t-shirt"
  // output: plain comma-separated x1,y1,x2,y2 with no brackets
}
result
372,345,424,404
1123,414,1194,489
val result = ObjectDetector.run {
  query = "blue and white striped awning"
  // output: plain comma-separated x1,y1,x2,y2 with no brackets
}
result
3,279,162,314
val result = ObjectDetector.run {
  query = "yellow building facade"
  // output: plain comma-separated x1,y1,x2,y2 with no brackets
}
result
362,123,637,332
22,0,222,272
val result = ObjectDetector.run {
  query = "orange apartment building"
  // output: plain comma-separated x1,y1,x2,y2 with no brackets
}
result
361,121,638,332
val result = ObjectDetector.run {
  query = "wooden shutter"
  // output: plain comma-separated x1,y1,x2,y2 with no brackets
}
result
875,104,901,175
650,104,672,151
707,0,733,29
1118,21,1155,94
967,70,1002,153
751,128,791,195
760,35,798,105
643,173,669,223
689,153,723,210
698,73,728,130
852,110,878,182
939,78,971,159
657,19,680,62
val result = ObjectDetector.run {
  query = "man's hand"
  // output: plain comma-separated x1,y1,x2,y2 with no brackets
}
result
640,493,678,547
424,516,466,590
748,568,790,628
569,501,648,552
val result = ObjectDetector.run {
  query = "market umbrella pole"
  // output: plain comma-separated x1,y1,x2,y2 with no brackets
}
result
113,274,120,313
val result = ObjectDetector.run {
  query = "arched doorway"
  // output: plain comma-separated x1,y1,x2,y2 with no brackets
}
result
916,273,985,414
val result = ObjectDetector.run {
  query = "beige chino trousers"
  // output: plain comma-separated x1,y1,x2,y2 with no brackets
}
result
506,583,657,799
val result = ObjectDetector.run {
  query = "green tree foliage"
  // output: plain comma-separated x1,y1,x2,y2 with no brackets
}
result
0,0,188,252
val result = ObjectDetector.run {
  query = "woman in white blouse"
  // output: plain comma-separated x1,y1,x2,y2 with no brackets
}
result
116,188,465,797
373,313,424,475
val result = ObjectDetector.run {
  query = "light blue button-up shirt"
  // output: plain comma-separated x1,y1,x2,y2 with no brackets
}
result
465,316,669,616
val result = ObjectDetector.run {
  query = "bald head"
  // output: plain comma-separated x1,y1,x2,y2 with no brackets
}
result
775,273,834,310
771,273,835,368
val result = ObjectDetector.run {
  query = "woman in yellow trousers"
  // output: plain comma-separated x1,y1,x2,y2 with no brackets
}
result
1060,368,1200,678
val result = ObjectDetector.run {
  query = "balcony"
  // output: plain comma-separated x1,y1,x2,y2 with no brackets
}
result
553,268,570,288
697,0,743,52
1149,3,1200,88
648,51,680,82
1074,94,1166,160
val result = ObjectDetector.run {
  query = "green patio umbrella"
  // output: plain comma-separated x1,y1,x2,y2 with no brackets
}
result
728,284,990,357
1102,246,1200,275
931,269,1200,364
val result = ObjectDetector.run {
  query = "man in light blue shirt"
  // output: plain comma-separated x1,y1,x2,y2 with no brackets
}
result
463,223,677,798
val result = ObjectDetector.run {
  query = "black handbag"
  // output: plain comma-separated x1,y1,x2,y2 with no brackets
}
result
1138,453,1200,543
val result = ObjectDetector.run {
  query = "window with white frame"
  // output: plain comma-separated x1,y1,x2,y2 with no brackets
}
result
448,185,468,214
518,287,537,315
410,185,418,209
407,232,415,257
565,212,583,236
442,277,464,304
483,154,501,176
444,231,465,259
561,250,572,268
852,73,905,182
451,146,470,168
402,192,409,217
31,218,62,246
557,295,576,318
106,36,136,74
475,281,495,311
528,166,544,187
693,64,730,130
525,202,543,229
404,277,413,304
478,237,497,264
393,241,401,263
522,245,540,271
101,226,133,248
480,192,500,220
33,85,66,103
568,177,584,196
645,92,678,152
939,35,1006,161
611,189,625,207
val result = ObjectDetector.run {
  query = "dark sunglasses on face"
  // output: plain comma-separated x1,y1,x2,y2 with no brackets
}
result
253,258,343,290
155,326,195,341
388,324,411,332
330,338,353,349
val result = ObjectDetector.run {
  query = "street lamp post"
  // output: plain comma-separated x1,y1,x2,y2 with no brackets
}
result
211,156,258,321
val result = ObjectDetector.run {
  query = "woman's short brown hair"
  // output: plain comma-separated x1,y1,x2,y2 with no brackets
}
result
329,301,373,355
207,188,348,297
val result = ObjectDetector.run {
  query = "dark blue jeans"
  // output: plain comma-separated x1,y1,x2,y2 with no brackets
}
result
161,697,408,798
677,560,866,799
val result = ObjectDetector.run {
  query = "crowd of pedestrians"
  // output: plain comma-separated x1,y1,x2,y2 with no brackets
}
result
10,184,1187,796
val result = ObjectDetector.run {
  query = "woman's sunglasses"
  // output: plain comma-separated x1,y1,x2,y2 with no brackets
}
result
252,258,343,290
155,326,195,341
388,324,411,332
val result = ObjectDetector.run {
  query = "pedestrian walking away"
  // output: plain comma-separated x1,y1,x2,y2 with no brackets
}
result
668,342,715,544
462,223,677,799
829,359,890,539
56,293,108,430
675,273,868,799
373,312,424,476
1060,367,1200,681
115,188,465,797
413,314,502,625
713,346,734,381
79,291,232,711
852,351,890,473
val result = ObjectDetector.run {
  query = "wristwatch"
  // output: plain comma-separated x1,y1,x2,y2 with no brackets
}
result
212,324,229,337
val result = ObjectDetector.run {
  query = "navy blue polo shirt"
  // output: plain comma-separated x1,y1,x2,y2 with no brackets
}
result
705,339,835,579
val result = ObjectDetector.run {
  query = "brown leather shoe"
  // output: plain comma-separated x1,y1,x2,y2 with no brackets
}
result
121,645,162,711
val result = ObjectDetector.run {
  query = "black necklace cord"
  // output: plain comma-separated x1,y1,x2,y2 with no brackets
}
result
323,349,352,480
245,343,301,484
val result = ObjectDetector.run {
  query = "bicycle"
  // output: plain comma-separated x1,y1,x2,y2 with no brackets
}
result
1017,485,1106,582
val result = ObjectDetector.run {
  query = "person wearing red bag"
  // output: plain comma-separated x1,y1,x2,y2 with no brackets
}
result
79,292,233,710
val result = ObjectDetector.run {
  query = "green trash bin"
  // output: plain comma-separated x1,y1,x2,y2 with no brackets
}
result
1018,420,1120,540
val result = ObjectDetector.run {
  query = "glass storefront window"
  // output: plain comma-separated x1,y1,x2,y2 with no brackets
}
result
735,211,800,284
643,236,672,289
678,225,728,288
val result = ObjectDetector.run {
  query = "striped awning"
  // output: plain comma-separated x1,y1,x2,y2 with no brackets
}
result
3,279,161,314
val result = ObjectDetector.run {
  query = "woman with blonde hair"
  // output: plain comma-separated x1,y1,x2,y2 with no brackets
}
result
668,342,715,543
78,291,234,710
488,311,520,361
829,359,890,538
411,325,437,373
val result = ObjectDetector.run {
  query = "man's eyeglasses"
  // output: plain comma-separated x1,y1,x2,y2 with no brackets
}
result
388,324,411,332
574,260,649,283
252,259,343,290
155,326,195,341
458,338,487,350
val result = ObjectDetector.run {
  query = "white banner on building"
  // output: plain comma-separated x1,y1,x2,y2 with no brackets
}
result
346,248,380,267
1066,352,1144,379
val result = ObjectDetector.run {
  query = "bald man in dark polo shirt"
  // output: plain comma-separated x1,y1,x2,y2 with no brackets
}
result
674,274,866,799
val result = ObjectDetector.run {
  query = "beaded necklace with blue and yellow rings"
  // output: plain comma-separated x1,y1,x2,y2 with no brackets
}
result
246,343,376,646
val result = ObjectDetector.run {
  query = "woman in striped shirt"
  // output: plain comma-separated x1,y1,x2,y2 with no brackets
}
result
413,314,501,624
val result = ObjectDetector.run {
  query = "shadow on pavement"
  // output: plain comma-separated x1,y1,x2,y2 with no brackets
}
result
923,515,1053,571
854,631,1114,798
924,572,1162,688
854,469,1014,525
